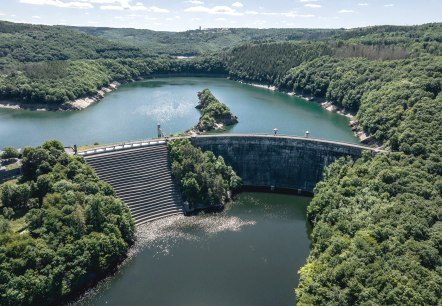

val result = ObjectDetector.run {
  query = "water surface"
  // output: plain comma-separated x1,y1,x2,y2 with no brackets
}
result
76,193,311,306
0,77,357,148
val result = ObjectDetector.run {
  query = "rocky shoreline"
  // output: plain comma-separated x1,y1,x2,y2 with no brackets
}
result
187,88,238,135
240,81,378,146
0,81,120,112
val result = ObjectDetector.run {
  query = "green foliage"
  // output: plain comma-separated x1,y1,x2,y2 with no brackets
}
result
297,153,442,306
0,140,135,306
1,147,19,159
334,23,442,56
245,23,442,306
224,41,332,85
1,183,30,209
0,20,148,69
168,139,241,207
194,88,238,131
281,55,442,146
0,56,228,104
0,215,10,233
69,26,342,56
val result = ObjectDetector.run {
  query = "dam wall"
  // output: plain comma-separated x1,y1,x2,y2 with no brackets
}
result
190,134,377,194
81,134,380,223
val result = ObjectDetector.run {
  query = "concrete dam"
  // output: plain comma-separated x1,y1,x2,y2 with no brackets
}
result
80,134,381,225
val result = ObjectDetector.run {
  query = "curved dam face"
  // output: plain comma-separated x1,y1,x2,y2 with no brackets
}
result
80,134,380,223
190,134,377,194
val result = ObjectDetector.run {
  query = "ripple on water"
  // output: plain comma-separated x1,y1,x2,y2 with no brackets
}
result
133,94,196,124
71,212,255,305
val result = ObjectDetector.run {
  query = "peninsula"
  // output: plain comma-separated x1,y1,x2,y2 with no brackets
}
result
188,88,238,134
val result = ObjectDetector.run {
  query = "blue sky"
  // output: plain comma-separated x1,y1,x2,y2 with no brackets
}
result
0,0,441,31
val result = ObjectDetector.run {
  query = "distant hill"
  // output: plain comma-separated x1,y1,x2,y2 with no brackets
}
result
65,26,343,55
0,21,149,70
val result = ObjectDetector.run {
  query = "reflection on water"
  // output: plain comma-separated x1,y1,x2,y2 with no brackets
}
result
74,193,311,306
133,95,196,125
133,214,256,259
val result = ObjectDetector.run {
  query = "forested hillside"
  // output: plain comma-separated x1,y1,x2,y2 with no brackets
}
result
272,24,442,306
223,42,332,85
0,140,135,305
0,21,149,70
68,26,342,56
0,20,235,105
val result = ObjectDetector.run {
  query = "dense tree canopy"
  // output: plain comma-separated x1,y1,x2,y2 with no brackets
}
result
297,151,442,306
193,88,238,132
168,139,241,207
0,140,134,306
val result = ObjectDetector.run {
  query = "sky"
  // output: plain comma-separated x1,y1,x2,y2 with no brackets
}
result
0,0,441,32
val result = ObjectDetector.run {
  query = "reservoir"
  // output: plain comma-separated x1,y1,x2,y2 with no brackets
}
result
76,193,311,306
0,77,357,148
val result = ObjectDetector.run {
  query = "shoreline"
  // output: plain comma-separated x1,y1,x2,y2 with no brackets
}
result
239,80,376,145
68,81,120,110
0,81,120,112
0,75,377,146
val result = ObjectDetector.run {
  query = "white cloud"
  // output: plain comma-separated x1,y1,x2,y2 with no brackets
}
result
232,2,243,8
284,11,315,18
100,5,123,10
216,17,226,21
299,0,319,2
384,4,394,7
184,5,242,15
339,9,354,13
358,3,368,6
245,10,258,15
99,1,169,12
304,4,321,8
148,6,169,13
258,10,314,18
32,15,41,18
186,0,204,4
20,0,94,9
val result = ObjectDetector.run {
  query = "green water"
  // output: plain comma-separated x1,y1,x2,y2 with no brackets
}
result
0,77,357,148
76,193,311,306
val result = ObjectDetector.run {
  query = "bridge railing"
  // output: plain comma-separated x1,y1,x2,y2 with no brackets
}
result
181,133,385,152
78,139,167,156
78,133,385,156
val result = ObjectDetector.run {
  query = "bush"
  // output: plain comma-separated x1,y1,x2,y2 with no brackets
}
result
1,147,19,159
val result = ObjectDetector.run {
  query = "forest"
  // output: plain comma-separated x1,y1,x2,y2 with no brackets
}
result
168,139,241,208
68,26,343,56
193,88,238,132
0,140,135,306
